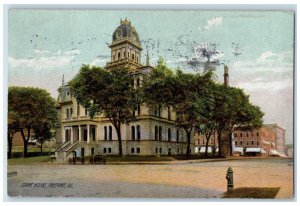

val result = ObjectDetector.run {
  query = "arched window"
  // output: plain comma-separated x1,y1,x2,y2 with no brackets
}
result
251,141,254,145
176,129,179,142
159,126,162,141
155,126,158,140
109,126,112,140
103,148,107,153
131,126,135,140
65,129,69,141
168,128,171,142
104,126,107,140
240,140,243,145
137,125,141,140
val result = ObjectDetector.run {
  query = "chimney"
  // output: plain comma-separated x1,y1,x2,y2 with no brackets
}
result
224,65,229,86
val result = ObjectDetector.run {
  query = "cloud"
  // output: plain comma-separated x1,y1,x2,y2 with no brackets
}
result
9,49,80,69
90,58,108,66
202,17,223,31
236,79,292,92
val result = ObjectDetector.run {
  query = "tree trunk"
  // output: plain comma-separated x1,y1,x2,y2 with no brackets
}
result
20,128,30,158
185,130,191,159
217,130,222,157
205,137,210,157
8,132,13,159
229,131,233,156
116,126,123,156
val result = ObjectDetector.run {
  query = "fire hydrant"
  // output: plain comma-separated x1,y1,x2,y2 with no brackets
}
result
226,167,234,192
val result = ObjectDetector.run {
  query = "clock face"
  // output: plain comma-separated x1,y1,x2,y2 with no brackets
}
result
116,29,123,38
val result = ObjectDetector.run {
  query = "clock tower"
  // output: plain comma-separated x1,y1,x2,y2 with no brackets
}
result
106,18,142,71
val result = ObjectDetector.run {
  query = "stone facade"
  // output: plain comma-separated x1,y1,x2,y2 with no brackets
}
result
55,19,194,162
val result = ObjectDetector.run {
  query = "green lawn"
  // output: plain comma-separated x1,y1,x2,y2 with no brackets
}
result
12,146,55,153
223,187,280,199
8,156,51,165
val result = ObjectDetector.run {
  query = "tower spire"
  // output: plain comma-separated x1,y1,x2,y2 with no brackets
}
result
224,65,229,86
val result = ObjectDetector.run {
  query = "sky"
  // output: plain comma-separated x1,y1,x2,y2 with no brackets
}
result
8,10,294,144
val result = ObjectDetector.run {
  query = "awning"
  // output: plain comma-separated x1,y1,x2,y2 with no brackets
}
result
246,147,265,153
270,149,280,156
233,147,244,154
199,147,212,153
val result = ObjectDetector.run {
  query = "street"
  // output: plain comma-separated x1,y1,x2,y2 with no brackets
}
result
7,158,293,198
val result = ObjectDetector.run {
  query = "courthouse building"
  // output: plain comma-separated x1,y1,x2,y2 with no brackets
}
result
55,19,194,162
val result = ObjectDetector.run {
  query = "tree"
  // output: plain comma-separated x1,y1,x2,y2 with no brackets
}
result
143,60,214,158
211,84,264,157
34,123,53,152
8,87,57,158
7,110,19,159
69,65,139,156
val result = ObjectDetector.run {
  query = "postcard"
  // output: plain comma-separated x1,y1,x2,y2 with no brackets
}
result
7,9,294,199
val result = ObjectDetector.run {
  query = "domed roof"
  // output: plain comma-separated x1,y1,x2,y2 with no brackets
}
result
112,18,140,44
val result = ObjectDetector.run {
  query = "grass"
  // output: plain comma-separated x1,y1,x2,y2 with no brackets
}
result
12,146,55,153
223,187,280,199
8,156,51,165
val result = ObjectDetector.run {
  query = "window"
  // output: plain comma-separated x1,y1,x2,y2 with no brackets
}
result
159,148,162,154
92,127,96,141
131,126,135,140
131,147,135,153
240,132,243,137
65,129,69,141
91,148,94,156
70,108,73,117
155,148,158,154
132,54,134,60
168,128,171,142
257,132,259,136
137,148,140,154
167,107,171,120
66,108,69,118
240,140,243,145
113,55,115,61
103,148,107,153
118,52,121,60
234,133,237,137
155,126,158,140
77,103,80,116
159,126,162,141
235,141,237,146
137,104,140,116
246,141,249,145
246,132,249,137
137,56,139,63
109,126,112,140
104,126,107,140
176,130,179,142
137,125,141,140
108,148,112,153
123,51,126,58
